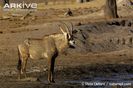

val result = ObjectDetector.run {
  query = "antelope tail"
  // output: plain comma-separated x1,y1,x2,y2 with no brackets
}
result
17,47,22,71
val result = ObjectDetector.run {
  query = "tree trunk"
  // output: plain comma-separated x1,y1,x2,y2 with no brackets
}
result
104,0,119,19
44,0,48,5
83,0,90,2
4,0,9,4
76,0,83,3
3,0,9,6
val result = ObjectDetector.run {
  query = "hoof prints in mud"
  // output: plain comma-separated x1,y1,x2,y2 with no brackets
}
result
56,64,133,80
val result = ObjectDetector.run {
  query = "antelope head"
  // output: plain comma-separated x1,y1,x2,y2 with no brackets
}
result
59,22,75,48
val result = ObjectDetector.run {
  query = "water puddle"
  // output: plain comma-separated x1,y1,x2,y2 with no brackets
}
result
65,74,133,87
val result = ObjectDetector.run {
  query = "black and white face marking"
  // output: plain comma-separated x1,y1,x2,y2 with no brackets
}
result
68,36,75,48
69,39,75,46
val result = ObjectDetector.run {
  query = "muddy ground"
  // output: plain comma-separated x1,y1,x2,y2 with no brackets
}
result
0,19,132,88
0,1,133,88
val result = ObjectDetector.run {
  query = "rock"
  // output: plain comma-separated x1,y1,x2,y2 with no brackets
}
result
64,8,73,16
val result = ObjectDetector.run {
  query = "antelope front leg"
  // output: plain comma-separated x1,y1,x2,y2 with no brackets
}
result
48,57,55,83
48,58,52,83
51,57,55,83
17,58,22,79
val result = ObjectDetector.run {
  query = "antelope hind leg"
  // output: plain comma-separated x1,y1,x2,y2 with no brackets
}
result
22,57,28,78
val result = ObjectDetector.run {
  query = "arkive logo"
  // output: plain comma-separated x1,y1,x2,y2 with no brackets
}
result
3,2,37,9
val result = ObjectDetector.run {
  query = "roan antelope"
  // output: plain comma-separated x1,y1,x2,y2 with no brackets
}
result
17,22,75,83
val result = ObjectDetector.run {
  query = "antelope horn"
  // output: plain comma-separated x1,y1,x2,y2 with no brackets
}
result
59,26,66,34
60,21,71,38
61,22,71,35
69,22,73,35
56,23,66,34
64,23,71,35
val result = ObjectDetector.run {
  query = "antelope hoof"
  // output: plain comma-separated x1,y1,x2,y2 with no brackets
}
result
48,80,55,84
18,76,21,80
18,75,22,80
51,80,55,83
24,74,27,78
